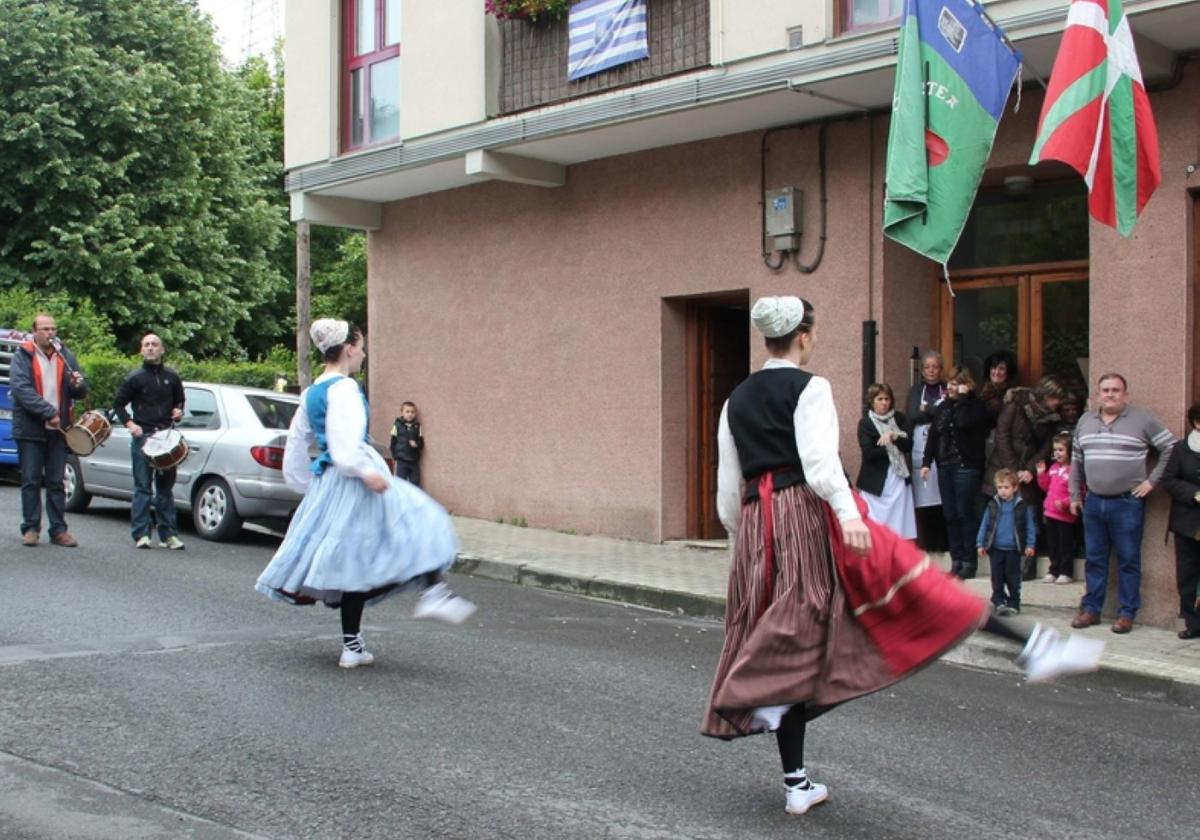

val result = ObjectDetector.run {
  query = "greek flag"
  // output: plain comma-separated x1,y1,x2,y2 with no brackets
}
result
567,0,649,81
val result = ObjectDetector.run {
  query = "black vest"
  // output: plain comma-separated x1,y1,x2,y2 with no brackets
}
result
727,367,812,499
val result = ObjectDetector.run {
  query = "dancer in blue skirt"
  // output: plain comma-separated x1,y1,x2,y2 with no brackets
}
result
256,318,475,668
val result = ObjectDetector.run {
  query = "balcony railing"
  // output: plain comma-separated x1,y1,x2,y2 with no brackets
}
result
499,0,710,115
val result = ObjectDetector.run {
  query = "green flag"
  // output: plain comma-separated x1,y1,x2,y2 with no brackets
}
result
884,0,1022,267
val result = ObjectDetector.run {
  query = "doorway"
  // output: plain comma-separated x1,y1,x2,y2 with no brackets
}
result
685,294,749,539
940,262,1089,396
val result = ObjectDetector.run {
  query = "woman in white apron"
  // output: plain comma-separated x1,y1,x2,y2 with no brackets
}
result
905,350,948,552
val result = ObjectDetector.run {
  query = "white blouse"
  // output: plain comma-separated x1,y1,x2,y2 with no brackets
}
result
716,358,859,535
282,373,384,493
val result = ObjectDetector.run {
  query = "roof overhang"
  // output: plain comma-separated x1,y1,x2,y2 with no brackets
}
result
287,0,1200,228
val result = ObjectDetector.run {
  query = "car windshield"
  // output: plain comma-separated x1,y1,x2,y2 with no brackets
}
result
244,394,298,430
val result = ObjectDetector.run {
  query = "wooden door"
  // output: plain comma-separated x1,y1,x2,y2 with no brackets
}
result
686,299,749,539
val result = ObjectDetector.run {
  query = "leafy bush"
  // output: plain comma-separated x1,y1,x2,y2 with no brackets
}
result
0,288,118,355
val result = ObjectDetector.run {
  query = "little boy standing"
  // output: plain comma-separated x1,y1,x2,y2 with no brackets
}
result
390,401,424,486
977,468,1038,616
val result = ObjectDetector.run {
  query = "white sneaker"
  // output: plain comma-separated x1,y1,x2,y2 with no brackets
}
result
1017,623,1105,684
413,582,476,625
1055,575,1074,584
135,535,152,549
338,633,375,669
785,779,829,815
338,648,375,668
750,704,790,732
1041,573,1056,584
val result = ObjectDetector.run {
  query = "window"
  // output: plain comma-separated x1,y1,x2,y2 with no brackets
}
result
343,0,401,151
244,395,298,430
179,388,221,430
841,0,902,34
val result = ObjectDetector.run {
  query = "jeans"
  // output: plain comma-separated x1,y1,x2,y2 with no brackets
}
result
17,436,68,537
1081,493,1145,619
131,436,178,541
938,465,983,577
394,460,421,487
988,548,1022,609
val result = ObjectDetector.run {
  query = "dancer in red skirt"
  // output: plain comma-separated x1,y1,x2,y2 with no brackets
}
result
701,296,1103,816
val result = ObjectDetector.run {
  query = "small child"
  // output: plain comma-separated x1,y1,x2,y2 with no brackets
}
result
977,468,1037,616
1036,432,1078,584
389,401,424,486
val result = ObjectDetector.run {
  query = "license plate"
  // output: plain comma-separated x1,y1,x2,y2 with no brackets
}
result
0,408,11,420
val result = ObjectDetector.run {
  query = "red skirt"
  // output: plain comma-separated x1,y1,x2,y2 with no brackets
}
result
702,485,986,739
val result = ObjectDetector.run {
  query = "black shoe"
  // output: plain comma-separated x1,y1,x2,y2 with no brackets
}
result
1179,628,1200,640
959,565,978,580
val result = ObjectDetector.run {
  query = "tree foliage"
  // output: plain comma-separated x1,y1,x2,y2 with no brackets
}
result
0,0,289,357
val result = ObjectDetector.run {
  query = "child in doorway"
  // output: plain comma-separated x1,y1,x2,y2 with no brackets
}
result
390,401,424,486
977,468,1038,616
1037,432,1078,584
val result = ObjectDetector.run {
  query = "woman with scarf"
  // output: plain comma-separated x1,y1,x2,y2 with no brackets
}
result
702,297,1103,817
255,318,475,668
856,383,916,539
1161,400,1200,640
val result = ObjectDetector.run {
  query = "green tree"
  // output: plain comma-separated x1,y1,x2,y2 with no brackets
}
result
0,0,288,357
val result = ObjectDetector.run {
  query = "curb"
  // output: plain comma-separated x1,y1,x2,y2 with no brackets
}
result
451,553,1200,708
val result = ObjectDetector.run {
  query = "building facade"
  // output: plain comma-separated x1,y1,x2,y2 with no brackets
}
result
284,0,1200,626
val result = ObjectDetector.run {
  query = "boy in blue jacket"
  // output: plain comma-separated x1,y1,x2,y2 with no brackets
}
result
978,468,1037,616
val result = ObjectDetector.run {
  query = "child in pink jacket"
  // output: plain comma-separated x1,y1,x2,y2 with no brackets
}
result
1037,432,1078,584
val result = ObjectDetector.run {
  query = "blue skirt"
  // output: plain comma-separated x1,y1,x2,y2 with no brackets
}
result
255,453,456,607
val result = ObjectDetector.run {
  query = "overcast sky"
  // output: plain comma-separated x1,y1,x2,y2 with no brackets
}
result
195,0,283,66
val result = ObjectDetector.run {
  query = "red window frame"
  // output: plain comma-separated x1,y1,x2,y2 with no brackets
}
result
840,0,902,36
342,0,401,153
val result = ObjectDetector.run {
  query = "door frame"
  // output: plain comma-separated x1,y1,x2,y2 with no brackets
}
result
939,259,1088,385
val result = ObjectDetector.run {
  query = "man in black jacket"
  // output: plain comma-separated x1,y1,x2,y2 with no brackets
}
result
113,333,185,550
10,313,87,547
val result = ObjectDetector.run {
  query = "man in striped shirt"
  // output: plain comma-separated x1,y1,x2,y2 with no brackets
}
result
1069,373,1176,633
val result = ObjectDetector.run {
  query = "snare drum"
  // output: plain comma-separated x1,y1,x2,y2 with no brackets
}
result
142,428,189,471
64,410,113,456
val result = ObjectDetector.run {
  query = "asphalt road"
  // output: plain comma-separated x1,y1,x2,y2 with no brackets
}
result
1,486,1196,840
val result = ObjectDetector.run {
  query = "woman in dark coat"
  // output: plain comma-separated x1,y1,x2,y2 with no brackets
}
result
1161,400,1200,640
905,350,950,552
920,367,990,579
856,383,916,539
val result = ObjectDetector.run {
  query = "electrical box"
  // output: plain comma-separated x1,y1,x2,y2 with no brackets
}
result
765,187,803,252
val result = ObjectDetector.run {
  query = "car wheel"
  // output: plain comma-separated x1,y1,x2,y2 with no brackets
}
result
193,477,243,541
63,456,92,513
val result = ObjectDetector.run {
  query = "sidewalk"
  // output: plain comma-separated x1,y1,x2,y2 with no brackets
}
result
450,516,1200,707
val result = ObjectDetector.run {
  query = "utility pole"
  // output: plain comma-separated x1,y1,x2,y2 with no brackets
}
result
296,220,312,388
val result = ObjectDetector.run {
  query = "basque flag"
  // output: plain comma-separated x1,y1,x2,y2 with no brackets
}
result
883,0,1021,267
568,0,649,81
1028,0,1161,236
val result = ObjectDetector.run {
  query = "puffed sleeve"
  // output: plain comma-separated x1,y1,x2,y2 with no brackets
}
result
325,378,386,480
793,377,859,523
716,401,744,536
282,396,314,494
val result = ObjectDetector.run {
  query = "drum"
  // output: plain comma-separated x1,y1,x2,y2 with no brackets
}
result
64,410,113,456
142,428,189,471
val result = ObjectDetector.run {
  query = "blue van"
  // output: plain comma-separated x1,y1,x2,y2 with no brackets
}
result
0,328,27,467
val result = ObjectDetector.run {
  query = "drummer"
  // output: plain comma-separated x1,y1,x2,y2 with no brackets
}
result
113,333,186,550
10,313,88,548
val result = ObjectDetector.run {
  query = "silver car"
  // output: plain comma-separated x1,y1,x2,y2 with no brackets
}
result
64,383,303,541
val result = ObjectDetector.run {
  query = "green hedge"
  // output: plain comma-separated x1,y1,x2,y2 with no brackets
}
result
75,352,316,412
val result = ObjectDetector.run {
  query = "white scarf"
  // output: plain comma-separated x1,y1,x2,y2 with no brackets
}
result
869,409,910,479
1188,429,1200,453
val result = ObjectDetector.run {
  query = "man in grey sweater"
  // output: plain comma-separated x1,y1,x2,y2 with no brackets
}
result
1069,373,1176,633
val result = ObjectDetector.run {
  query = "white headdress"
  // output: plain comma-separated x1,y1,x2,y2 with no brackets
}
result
310,318,350,353
750,296,805,338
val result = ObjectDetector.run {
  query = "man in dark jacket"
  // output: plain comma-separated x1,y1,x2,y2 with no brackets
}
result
11,313,87,547
113,333,186,550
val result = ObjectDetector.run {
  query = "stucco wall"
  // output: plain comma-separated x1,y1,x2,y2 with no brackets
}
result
401,0,487,139
284,0,337,170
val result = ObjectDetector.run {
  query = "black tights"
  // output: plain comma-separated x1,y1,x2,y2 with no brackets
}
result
982,614,1030,644
339,571,445,637
776,705,808,773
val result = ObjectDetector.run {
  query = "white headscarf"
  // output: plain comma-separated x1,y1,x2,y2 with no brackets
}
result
750,296,805,338
310,318,349,354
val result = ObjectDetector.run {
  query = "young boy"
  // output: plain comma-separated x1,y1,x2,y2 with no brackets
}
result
977,468,1038,616
389,401,424,486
